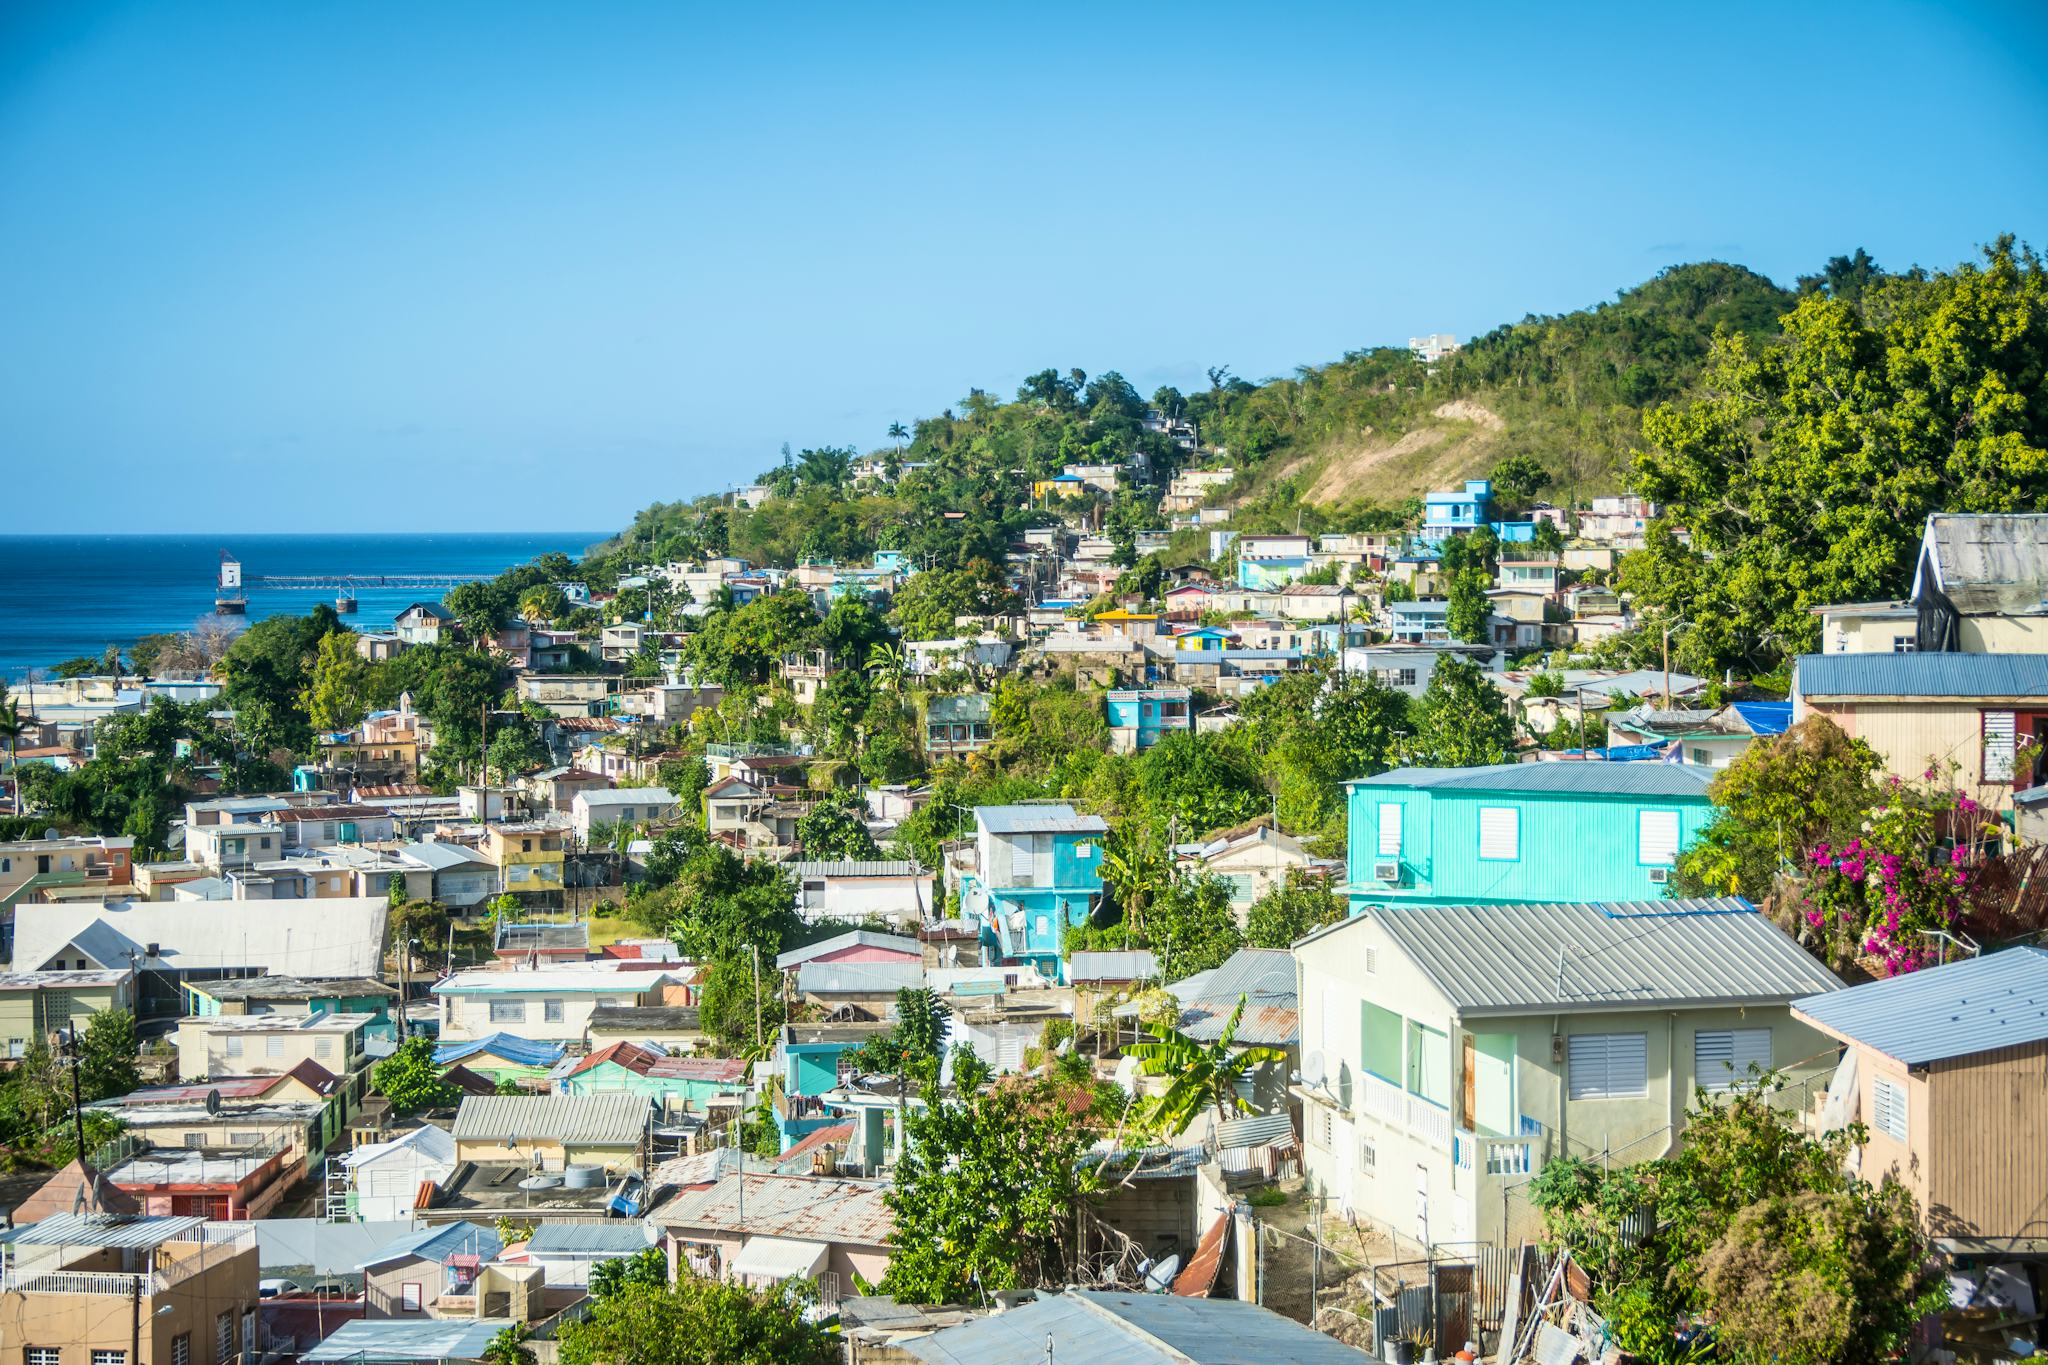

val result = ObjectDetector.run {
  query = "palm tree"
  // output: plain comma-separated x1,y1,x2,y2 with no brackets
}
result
1128,994,1289,1135
866,642,909,697
886,421,909,450
0,690,26,816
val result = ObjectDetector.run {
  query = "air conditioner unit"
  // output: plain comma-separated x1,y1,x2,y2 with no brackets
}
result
1373,860,1403,885
1647,867,1670,885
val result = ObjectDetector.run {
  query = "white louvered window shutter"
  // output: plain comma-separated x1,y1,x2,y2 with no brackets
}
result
1872,1076,1909,1141
1478,807,1519,861
1984,711,2017,783
1638,809,1680,866
1694,1027,1772,1092
1568,1033,1648,1100
1377,803,1402,858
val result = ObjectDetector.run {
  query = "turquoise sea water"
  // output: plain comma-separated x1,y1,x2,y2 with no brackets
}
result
0,532,604,681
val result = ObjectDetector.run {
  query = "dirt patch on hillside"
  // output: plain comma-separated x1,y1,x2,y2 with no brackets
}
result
1433,399,1505,430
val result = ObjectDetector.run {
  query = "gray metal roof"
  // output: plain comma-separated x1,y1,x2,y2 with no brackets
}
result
1795,652,2048,699
254,1218,416,1276
973,803,1110,836
449,1093,649,1147
1793,946,2048,1065
1347,762,1713,799
300,1319,516,1364
1178,947,1300,1046
1215,1112,1297,1149
2,1213,205,1249
1068,950,1159,983
1360,898,1841,1016
527,1222,651,1256
1918,513,2048,596
652,1172,894,1244
789,860,927,879
360,1221,501,1269
795,959,926,995
777,929,921,970
901,1289,1371,1363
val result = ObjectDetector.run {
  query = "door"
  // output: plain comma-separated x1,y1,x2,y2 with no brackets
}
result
1461,1034,1476,1129
1414,1165,1431,1245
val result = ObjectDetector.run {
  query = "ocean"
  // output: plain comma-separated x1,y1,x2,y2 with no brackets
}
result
0,532,607,682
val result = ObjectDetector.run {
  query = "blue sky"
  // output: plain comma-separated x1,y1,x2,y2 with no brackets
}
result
2,1,2044,533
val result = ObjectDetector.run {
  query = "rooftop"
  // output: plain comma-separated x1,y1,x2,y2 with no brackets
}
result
973,803,1110,836
1176,948,1298,1046
188,975,395,1003
1793,946,2048,1065
449,1092,650,1146
434,966,660,996
1795,652,2048,699
359,1220,502,1269
432,1033,567,1069
299,1318,516,1364
1347,761,1713,799
776,929,921,970
796,960,926,995
787,859,928,879
898,1288,1369,1364
188,1011,374,1035
652,1171,894,1244
1,1213,207,1251
1067,950,1160,983
1307,897,1841,1016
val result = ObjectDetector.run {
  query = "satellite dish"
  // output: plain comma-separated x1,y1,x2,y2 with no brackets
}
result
1142,1254,1181,1293
205,1089,222,1117
44,827,60,843
1300,1050,1327,1089
642,1221,662,1246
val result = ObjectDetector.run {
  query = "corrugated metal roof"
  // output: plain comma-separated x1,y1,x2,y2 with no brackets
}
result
450,1092,649,1147
1068,950,1160,983
360,1221,501,1269
973,804,1110,835
900,1289,1371,1363
788,860,927,879
1215,1112,1296,1149
1795,652,2048,699
1179,948,1299,1046
796,960,926,995
300,1318,516,1364
1347,762,1713,799
652,1172,894,1244
527,1222,649,1256
2,1213,205,1249
1363,898,1841,1016
776,929,921,970
1793,946,2048,1064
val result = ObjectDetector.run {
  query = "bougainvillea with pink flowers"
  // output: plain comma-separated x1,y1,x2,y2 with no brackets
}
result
1793,773,1990,976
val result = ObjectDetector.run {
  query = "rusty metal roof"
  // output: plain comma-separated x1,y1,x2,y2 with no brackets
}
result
651,1172,894,1245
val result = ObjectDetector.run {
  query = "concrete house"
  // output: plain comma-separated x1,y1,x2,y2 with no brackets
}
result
1173,821,1335,925
174,1011,373,1084
959,804,1108,984
1294,897,1840,1248
1792,652,2048,809
1234,534,1313,590
0,968,133,1058
1346,762,1716,910
393,602,453,647
571,786,679,840
1422,479,1492,540
1792,947,2048,1255
653,1171,893,1306
790,862,935,925
359,1221,503,1319
923,692,994,756
1105,686,1193,754
1339,643,1501,699
434,966,672,1044
449,1093,649,1173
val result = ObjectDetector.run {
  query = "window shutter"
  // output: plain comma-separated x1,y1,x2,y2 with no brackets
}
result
1568,1033,1648,1100
1638,809,1681,866
1985,711,2017,783
1478,807,1520,860
1872,1077,1909,1141
1377,804,1402,858
1695,1027,1771,1091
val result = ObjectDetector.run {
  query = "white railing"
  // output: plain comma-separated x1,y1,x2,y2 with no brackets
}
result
2,1269,147,1296
1483,1138,1538,1177
1405,1093,1452,1152
1360,1071,1404,1127
1451,1130,1475,1173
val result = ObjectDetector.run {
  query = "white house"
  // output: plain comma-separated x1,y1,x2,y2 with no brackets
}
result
433,965,677,1044
341,1123,458,1223
790,860,936,926
572,787,680,840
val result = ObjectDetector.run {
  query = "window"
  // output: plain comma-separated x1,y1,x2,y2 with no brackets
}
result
1872,1076,1909,1141
265,1035,284,1058
316,1037,333,1058
1638,810,1681,866
183,1132,207,1148
489,999,527,1024
1695,1028,1772,1092
1406,1021,1451,1107
1376,803,1402,858
28,1351,62,1365
171,1335,191,1365
94,1352,128,1365
544,1000,566,1023
1690,747,1711,766
1568,1033,1649,1100
1477,806,1519,861
1985,711,2018,783
1359,1137,1377,1174
225,1036,244,1058
7,1038,21,1059
217,1310,234,1363
229,1131,262,1147
1309,1102,1335,1150
1891,635,1916,654
401,1281,423,1312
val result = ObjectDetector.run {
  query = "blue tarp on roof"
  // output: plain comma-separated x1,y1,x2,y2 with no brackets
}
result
1732,700,1793,735
432,1033,566,1068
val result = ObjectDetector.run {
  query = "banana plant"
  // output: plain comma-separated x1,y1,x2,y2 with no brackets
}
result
1127,994,1288,1136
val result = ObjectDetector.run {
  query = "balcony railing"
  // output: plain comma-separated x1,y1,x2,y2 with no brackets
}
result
0,1269,148,1296
1360,1071,1404,1127
1405,1093,1451,1152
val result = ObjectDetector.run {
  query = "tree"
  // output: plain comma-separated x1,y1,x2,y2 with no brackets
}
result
1675,717,1881,902
517,583,571,624
1403,656,1516,767
794,789,881,861
886,421,910,450
1236,664,1410,840
1098,824,1169,942
0,690,25,815
587,1246,668,1301
556,1271,835,1365
480,1326,537,1365
1243,872,1344,949
1146,875,1244,980
1439,526,1498,644
371,1036,456,1115
445,580,513,647
1529,1078,1941,1365
1487,454,1552,510
77,1009,140,1102
881,1078,1096,1305
1127,994,1289,1134
306,629,384,733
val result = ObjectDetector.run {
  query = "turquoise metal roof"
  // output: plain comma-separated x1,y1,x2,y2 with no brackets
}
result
1793,947,2048,1065
1796,652,2048,698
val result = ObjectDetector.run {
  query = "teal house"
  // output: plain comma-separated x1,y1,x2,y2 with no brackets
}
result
556,1042,749,1112
1346,763,1716,910
1105,688,1192,755
774,1022,886,1150
183,975,402,1049
962,803,1108,984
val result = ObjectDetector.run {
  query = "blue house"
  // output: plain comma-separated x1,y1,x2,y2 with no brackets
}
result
1423,479,1493,539
1106,686,1192,753
962,804,1109,982
1385,599,1452,644
1346,762,1716,910
773,1020,885,1150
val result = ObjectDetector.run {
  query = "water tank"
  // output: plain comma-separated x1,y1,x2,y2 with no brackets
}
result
561,1164,604,1189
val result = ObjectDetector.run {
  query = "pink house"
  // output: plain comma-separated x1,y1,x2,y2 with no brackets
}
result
774,929,921,976
652,1172,893,1307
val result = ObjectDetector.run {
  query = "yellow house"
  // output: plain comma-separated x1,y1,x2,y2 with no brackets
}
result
175,1012,373,1082
448,1093,648,1172
0,968,133,1059
482,820,569,899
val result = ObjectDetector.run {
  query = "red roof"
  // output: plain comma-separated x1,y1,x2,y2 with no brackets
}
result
282,1058,343,1095
772,1122,854,1173
123,1075,287,1104
646,1056,749,1083
563,1040,664,1079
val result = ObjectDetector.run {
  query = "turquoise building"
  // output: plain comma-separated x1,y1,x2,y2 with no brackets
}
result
1345,763,1716,910
774,1022,882,1150
962,804,1108,983
1105,687,1192,754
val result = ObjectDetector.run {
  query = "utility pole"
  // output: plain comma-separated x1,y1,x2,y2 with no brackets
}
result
1662,620,1672,709
750,943,763,1053
64,1024,87,1171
